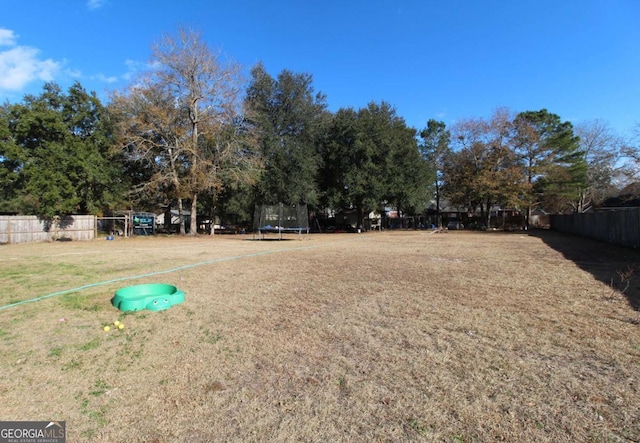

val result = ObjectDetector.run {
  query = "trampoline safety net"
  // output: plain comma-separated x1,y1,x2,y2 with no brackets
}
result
253,204,309,238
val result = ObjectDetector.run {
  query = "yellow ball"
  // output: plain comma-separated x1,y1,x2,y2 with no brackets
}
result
118,324,125,330
103,326,110,332
113,320,121,326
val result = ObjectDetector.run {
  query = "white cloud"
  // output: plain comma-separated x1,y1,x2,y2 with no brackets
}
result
86,0,107,10
125,58,158,72
0,46,61,91
121,58,160,82
0,28,18,46
93,73,119,83
0,27,123,96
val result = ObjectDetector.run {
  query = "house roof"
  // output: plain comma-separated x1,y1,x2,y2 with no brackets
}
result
600,182,640,208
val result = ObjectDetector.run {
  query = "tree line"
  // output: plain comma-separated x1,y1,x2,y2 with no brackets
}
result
1,28,637,233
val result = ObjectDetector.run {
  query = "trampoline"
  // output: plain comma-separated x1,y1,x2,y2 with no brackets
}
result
253,204,309,240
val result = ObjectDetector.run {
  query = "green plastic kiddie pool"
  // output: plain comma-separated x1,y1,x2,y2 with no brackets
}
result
111,283,185,312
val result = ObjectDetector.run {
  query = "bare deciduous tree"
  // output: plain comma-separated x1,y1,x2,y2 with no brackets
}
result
111,27,260,235
619,123,640,185
574,119,624,208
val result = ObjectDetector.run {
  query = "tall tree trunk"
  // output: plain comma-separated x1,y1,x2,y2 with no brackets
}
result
178,197,186,235
190,192,198,235
209,200,216,236
189,103,199,236
435,181,441,228
164,206,172,233
484,200,491,229
478,202,486,229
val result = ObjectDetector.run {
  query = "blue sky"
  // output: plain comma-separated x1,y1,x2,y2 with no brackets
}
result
1,0,639,136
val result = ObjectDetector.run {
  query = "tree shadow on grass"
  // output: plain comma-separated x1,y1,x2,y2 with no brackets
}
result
528,229,640,312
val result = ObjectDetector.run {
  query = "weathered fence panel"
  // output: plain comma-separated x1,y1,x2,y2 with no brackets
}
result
550,208,640,249
0,215,96,244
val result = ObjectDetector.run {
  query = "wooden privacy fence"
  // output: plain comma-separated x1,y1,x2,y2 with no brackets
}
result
550,208,640,249
0,215,96,244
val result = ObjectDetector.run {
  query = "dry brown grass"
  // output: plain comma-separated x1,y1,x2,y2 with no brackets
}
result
0,230,639,442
